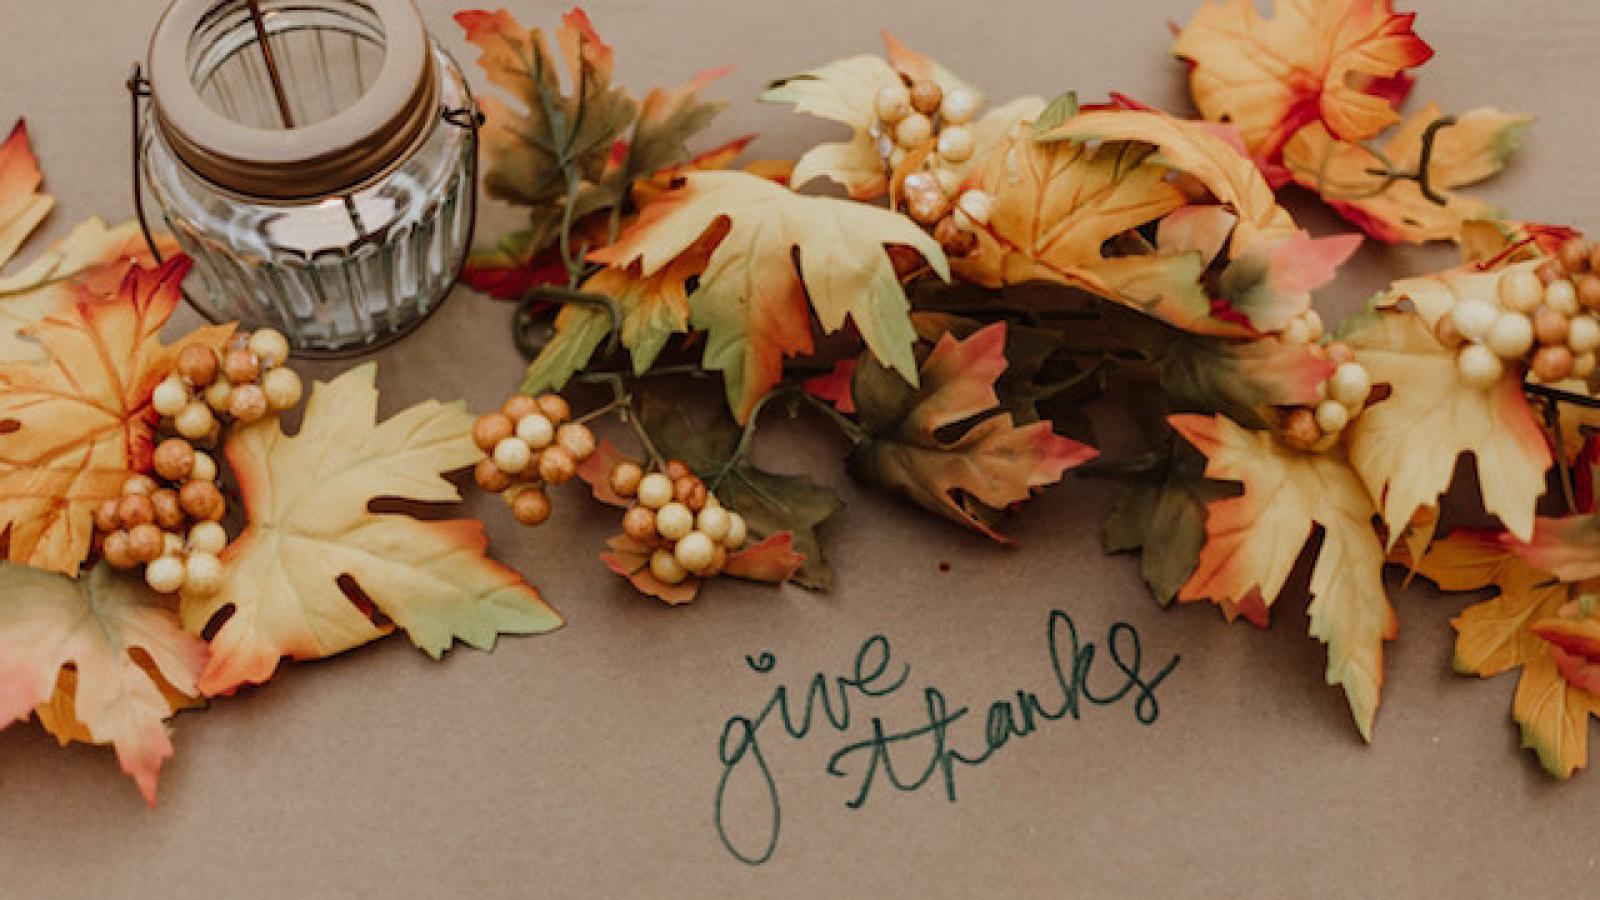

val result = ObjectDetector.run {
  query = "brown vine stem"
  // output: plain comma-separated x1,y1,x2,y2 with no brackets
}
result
1313,114,1458,205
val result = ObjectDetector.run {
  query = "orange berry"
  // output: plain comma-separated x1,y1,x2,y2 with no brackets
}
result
473,413,515,454
556,422,595,462
510,487,552,526
177,344,219,387
475,458,512,493
127,523,165,563
909,79,943,116
623,506,657,542
675,477,708,513
151,489,186,531
538,446,576,485
535,393,571,425
1324,342,1356,366
1533,305,1571,346
222,348,261,384
122,474,158,497
1561,238,1592,273
1281,407,1320,451
229,383,269,423
117,494,155,529
153,438,195,482
1534,344,1576,383
1536,259,1567,286
102,531,136,569
502,394,539,422
179,480,225,522
610,461,643,498
666,459,692,482
93,498,121,533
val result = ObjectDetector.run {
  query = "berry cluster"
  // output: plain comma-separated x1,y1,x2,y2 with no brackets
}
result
1441,238,1600,389
152,328,304,437
472,393,597,526
1280,341,1374,453
610,458,748,585
871,75,994,258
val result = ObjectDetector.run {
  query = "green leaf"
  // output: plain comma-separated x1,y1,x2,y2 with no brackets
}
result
1032,91,1080,140
520,303,612,394
1103,439,1238,605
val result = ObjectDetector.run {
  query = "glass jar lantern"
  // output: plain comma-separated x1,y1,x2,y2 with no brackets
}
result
131,0,480,353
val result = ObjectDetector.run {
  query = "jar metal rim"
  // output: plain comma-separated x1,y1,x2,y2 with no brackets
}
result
147,0,436,201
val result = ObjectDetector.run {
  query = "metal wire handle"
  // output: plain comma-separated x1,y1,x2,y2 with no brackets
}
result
126,61,485,361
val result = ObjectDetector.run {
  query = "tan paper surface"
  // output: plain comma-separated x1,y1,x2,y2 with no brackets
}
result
2,1,1597,896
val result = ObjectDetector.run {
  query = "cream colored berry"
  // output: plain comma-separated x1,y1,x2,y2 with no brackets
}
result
1546,278,1581,316
649,549,688,585
933,167,961,197
894,112,932,148
955,189,992,226
1314,400,1350,433
936,126,975,163
144,556,187,594
189,521,228,556
248,328,291,367
1281,317,1311,345
637,473,673,509
492,436,533,475
1576,352,1597,379
162,531,185,558
1452,298,1498,341
1327,362,1371,408
656,502,694,541
674,531,716,574
515,413,555,449
1570,315,1600,354
174,401,215,440
183,552,225,598
725,512,748,550
1457,343,1504,388
1302,310,1325,342
1486,312,1535,359
190,451,217,483
1499,267,1544,312
874,83,911,124
153,376,190,417
696,505,731,543
940,88,980,125
204,377,234,413
261,366,303,410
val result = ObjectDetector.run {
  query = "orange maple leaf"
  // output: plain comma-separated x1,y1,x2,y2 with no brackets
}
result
0,257,232,574
1172,0,1433,167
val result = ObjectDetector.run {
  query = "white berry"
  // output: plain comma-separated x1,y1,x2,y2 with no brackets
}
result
1570,315,1600,354
204,377,233,413
189,521,228,556
1486,312,1535,359
190,451,217,483
492,437,533,475
1457,343,1504,388
936,126,975,163
637,473,673,509
674,531,716,574
153,376,189,417
1546,278,1581,316
247,328,291,367
955,189,993,226
515,413,555,449
144,556,187,594
656,502,694,541
940,88,981,126
696,505,731,543
895,113,932,148
1281,318,1311,345
260,366,303,410
1327,362,1371,407
1314,400,1350,433
1498,268,1544,312
1302,310,1325,342
874,83,911,124
1452,298,1498,341
1576,353,1598,379
725,512,748,550
649,549,688,585
183,552,225,598
174,401,214,440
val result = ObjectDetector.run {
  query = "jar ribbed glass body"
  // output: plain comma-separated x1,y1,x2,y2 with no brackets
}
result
139,0,475,352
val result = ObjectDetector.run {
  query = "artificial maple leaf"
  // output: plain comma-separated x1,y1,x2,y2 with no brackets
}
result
1215,230,1363,333
849,322,1097,542
1172,0,1433,165
1045,108,1300,254
635,394,843,590
592,170,948,421
1342,268,1550,543
1173,413,1397,739
600,532,804,606
1411,531,1600,777
1104,439,1238,606
0,120,52,271
0,257,231,575
1535,616,1600,697
1284,104,1531,244
184,364,561,695
0,562,207,804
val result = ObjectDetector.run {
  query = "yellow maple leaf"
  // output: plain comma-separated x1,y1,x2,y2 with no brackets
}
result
0,562,207,804
1172,0,1434,161
184,364,562,695
1283,104,1531,244
592,170,947,421
1343,268,1551,543
0,258,231,575
1173,413,1397,739
1412,531,1600,777
1044,108,1299,254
